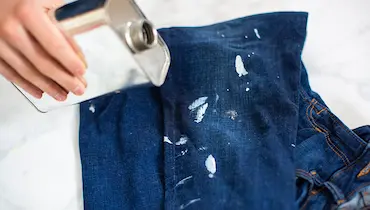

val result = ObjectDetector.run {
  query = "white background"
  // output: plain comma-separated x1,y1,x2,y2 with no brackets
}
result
1,0,370,209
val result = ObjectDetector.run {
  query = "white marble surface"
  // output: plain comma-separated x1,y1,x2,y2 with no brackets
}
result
1,0,370,209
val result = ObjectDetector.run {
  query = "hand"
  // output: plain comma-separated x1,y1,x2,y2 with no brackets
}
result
0,0,87,101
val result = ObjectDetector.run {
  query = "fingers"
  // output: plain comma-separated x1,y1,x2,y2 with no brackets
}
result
4,23,86,95
0,38,68,101
19,5,86,76
0,59,43,99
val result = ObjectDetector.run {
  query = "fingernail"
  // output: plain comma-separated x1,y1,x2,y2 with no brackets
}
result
54,93,66,101
76,67,85,75
33,91,43,99
78,52,88,69
77,76,87,88
73,85,85,95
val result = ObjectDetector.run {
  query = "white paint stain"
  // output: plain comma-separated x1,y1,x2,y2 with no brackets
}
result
226,89,230,92
188,97,208,111
252,52,255,55
195,103,208,123
221,34,225,38
254,28,261,39
235,55,248,77
248,54,251,58
244,35,248,38
277,75,280,79
189,97,209,123
198,147,207,151
164,136,173,144
215,94,219,103
175,176,193,187
205,154,216,178
89,104,95,113
291,144,296,148
226,110,238,120
247,82,250,85
180,198,201,210
180,149,188,156
246,87,250,92
176,135,189,146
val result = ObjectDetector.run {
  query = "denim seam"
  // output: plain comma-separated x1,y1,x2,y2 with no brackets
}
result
326,111,367,146
330,155,364,182
304,92,366,146
306,100,350,165
300,88,350,165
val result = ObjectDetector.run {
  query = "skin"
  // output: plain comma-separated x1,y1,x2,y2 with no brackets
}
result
0,0,87,101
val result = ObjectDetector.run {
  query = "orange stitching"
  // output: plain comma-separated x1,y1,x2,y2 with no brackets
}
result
357,162,370,178
327,111,366,146
310,97,366,146
309,104,350,165
316,108,326,115
305,101,348,165
311,187,325,195
329,164,355,182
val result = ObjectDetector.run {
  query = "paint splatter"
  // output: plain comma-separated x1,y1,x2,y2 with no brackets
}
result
226,110,238,120
180,198,201,209
221,34,225,38
248,54,251,58
195,103,208,123
176,149,189,158
175,176,193,187
244,35,248,38
189,97,209,123
246,87,250,92
89,104,95,113
188,97,208,111
254,28,261,39
215,94,219,103
164,136,173,144
205,154,216,178
235,55,248,77
176,135,189,145
252,52,255,55
277,75,280,79
198,147,207,151
291,144,296,148
226,89,230,92
247,82,250,85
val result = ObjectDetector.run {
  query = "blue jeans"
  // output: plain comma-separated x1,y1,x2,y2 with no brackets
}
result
79,11,370,210
295,63,370,210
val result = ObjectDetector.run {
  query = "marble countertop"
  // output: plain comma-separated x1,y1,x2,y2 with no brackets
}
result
1,0,370,209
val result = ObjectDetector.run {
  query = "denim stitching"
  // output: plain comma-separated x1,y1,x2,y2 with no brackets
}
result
307,95,366,146
326,111,366,146
307,101,350,165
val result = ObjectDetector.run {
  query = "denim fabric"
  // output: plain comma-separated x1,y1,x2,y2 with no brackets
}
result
295,63,370,210
80,12,307,210
79,10,370,210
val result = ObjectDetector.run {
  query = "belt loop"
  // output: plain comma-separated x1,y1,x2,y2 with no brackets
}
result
310,170,346,205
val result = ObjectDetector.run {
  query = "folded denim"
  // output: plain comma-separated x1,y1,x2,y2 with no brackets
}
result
79,11,370,210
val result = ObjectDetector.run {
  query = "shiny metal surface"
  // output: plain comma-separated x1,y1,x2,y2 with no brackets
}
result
15,0,170,112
